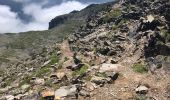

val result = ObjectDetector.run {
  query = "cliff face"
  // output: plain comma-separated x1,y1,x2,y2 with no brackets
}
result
48,1,117,29
1,0,170,100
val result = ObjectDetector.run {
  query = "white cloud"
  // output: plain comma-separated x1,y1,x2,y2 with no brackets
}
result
11,0,32,3
0,5,23,33
23,1,88,25
0,1,88,33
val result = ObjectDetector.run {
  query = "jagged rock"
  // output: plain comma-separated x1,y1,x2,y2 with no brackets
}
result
68,63,84,71
123,11,142,20
0,86,11,93
105,72,119,81
34,78,45,85
146,15,155,23
18,93,39,100
91,76,106,86
14,94,24,100
135,85,149,94
3,95,15,100
85,82,96,91
21,84,30,91
42,60,51,67
8,88,23,96
79,89,90,97
99,63,122,73
55,85,78,99
41,90,55,99
56,72,67,80
138,15,161,31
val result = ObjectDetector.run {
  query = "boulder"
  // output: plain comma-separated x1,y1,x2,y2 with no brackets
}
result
42,60,51,67
138,15,161,31
105,72,119,81
99,63,122,73
91,76,106,86
85,82,96,91
56,72,66,80
50,72,67,81
41,90,55,99
21,84,30,91
79,89,90,97
55,85,78,99
146,15,155,23
5,95,15,100
68,63,84,71
0,86,11,93
34,78,45,85
20,93,39,100
135,85,149,94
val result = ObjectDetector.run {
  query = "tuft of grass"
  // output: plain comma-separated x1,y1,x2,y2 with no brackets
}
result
72,64,89,76
112,19,128,30
95,72,107,78
64,57,69,62
19,76,32,87
86,75,93,81
2,77,15,88
35,66,51,78
136,95,147,100
109,8,122,18
44,79,53,87
102,8,122,23
112,24,119,30
132,64,148,73
50,53,59,65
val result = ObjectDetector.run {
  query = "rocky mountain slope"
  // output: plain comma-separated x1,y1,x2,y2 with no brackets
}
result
0,0,170,100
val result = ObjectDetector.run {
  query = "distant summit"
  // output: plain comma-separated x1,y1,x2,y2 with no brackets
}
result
49,1,117,29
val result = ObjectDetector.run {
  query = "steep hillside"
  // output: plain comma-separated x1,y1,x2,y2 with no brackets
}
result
0,0,170,100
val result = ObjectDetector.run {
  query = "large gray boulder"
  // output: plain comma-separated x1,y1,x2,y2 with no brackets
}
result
55,85,78,99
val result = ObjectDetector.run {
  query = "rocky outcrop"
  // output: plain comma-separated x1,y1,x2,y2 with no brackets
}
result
48,1,118,29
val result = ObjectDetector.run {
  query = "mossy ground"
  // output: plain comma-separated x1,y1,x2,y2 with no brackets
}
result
132,64,148,73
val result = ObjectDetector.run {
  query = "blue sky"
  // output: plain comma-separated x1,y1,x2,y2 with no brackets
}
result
0,0,113,33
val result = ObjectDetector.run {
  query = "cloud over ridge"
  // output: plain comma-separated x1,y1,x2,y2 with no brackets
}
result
0,1,88,33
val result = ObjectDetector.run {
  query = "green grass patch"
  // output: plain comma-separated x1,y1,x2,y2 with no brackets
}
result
102,8,122,23
34,66,51,78
2,77,15,88
132,64,148,73
109,8,122,18
19,76,32,87
49,53,59,65
95,72,107,78
112,19,128,30
44,79,53,87
72,64,89,76
106,8,122,18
